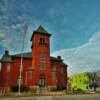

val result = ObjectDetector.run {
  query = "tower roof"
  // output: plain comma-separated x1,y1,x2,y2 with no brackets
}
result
31,25,51,41
35,25,49,34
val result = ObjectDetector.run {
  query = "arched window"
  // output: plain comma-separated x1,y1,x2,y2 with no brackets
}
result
42,38,45,43
40,38,43,43
6,64,10,72
39,37,45,45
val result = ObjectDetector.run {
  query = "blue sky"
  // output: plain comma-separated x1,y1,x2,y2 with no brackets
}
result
0,0,100,74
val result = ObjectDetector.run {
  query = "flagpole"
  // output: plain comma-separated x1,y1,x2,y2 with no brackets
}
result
18,24,28,94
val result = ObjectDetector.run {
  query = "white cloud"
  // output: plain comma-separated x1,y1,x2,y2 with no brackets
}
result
0,33,5,41
0,32,13,50
0,0,44,54
2,38,12,50
52,31,100,75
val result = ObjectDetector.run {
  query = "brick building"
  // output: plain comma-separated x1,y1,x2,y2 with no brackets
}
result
0,26,68,92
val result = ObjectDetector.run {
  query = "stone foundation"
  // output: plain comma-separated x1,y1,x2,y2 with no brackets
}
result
29,86,40,92
29,85,58,92
47,85,57,91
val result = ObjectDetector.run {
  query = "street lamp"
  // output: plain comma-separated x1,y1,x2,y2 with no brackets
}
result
18,23,28,94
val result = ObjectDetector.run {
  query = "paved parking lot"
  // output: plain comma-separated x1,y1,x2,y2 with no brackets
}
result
0,95,100,100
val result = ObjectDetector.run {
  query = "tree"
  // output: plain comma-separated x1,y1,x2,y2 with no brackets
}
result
86,70,100,92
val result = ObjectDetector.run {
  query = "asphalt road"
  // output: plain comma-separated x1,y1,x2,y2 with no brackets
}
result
0,95,100,100
53,95,100,100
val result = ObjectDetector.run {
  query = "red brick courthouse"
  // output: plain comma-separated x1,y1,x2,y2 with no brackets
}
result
0,26,68,92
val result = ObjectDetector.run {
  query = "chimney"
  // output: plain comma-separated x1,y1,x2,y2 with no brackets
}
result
57,56,61,60
5,50,9,55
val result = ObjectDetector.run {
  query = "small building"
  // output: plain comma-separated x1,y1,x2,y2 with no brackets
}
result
0,26,68,92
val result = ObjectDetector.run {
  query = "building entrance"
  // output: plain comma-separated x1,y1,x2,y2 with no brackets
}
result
39,76,45,87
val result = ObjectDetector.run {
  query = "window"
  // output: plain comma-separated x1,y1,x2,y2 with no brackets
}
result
6,75,9,84
61,67,64,74
52,72,55,80
29,70,33,80
6,64,10,72
39,52,46,70
39,37,45,45
40,38,42,43
62,77,64,85
39,52,46,61
40,62,45,70
51,65,56,72
39,76,45,87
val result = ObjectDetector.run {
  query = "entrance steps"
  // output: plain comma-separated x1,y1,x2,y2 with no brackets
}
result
40,87,48,94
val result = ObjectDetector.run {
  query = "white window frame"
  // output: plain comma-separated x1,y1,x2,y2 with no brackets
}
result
29,70,33,80
52,72,55,80
6,64,10,72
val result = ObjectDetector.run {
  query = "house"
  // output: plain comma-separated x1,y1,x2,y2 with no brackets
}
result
0,26,68,92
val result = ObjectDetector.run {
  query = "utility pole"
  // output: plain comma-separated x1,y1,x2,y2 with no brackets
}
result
18,23,28,94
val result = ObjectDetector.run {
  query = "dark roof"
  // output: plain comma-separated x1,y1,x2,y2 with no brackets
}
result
12,52,32,59
31,25,51,41
50,56,62,61
0,55,12,62
12,53,61,61
0,52,32,62
61,62,68,67
0,53,62,62
0,52,67,67
35,25,49,34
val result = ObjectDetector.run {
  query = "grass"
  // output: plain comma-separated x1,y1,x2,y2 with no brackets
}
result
0,92,37,97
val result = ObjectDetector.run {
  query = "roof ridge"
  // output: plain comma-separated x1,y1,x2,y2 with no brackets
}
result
11,52,32,56
35,25,49,34
31,25,51,41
